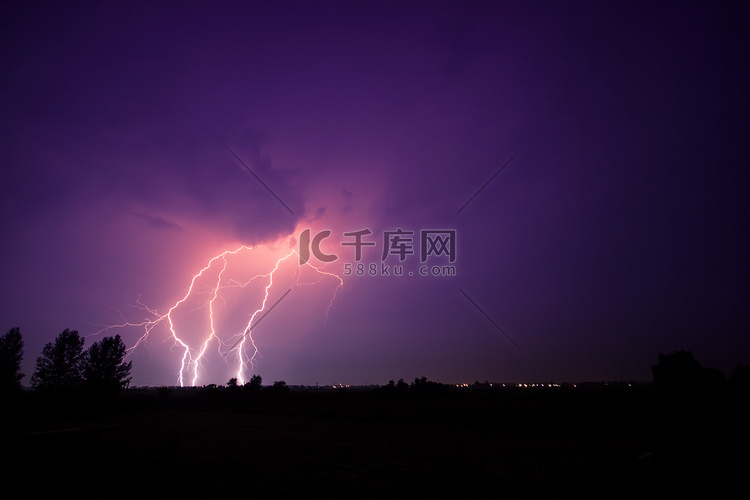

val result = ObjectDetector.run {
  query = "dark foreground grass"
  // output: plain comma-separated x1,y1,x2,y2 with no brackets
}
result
3,385,747,497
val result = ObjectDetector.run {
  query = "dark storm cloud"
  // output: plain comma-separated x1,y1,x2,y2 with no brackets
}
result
0,1,308,244
132,213,182,232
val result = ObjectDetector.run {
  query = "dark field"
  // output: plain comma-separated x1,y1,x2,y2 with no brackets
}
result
3,385,747,497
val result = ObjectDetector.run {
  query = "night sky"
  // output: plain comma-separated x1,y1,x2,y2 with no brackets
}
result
2,1,748,387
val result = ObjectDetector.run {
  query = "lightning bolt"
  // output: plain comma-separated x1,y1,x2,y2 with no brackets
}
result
94,241,343,387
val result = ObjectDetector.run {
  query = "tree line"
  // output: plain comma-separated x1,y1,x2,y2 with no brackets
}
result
652,349,749,391
0,326,132,395
225,375,290,394
4,324,748,397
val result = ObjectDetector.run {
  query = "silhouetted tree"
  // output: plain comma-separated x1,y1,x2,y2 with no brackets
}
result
0,327,24,392
652,350,725,391
271,380,289,393
31,329,86,392
227,377,241,396
410,376,447,395
83,334,132,394
244,374,262,393
376,378,411,397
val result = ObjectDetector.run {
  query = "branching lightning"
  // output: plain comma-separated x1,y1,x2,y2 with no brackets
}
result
94,243,343,386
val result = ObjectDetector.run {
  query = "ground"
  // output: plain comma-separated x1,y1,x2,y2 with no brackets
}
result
3,385,746,497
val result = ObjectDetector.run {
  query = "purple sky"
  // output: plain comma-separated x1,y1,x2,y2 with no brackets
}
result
2,1,748,387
